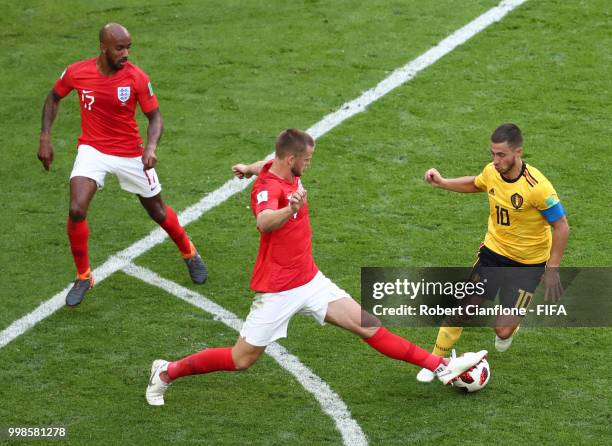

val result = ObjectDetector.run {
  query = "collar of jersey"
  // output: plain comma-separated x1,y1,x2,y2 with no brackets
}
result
500,161,526,184
262,162,295,185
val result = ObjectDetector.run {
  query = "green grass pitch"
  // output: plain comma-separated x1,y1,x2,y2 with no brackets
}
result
0,0,610,444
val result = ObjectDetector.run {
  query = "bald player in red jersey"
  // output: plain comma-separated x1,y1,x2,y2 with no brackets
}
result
145,129,488,406
38,23,207,307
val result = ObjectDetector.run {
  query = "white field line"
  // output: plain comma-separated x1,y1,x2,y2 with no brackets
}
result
122,263,368,446
1,0,526,347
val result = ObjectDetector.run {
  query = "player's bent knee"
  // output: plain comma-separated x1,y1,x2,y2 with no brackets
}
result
233,354,259,371
68,205,87,222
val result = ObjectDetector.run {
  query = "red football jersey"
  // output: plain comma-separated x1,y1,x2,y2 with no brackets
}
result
53,58,159,157
250,161,318,293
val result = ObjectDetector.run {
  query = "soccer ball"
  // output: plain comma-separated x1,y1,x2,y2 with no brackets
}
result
453,358,490,393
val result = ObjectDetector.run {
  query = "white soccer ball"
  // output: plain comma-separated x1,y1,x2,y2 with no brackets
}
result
453,358,491,393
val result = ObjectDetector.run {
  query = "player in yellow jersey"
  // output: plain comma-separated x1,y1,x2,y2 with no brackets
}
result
416,123,570,383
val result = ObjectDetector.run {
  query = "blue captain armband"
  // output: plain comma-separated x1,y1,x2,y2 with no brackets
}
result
540,202,566,223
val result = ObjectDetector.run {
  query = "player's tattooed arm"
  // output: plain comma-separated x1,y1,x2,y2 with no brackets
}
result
38,90,63,171
256,189,307,232
143,108,163,170
232,160,267,179
424,168,481,193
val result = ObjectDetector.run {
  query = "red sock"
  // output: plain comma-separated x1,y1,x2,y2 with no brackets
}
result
67,218,90,276
159,206,192,257
167,347,236,380
365,327,443,371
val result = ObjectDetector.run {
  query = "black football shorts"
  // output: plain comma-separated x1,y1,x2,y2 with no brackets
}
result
469,245,546,309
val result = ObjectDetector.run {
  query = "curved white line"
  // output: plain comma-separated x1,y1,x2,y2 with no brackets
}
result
122,263,368,446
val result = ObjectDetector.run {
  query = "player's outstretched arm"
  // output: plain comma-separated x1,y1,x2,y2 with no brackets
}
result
256,189,307,232
38,89,63,171
424,168,481,193
232,160,266,179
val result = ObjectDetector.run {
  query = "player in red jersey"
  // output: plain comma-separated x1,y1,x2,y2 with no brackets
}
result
37,23,207,307
145,129,488,406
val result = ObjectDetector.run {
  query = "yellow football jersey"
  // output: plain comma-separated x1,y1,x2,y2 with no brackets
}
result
474,162,564,264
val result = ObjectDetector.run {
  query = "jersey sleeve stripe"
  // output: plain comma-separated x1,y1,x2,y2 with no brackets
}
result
523,173,536,187
524,168,539,184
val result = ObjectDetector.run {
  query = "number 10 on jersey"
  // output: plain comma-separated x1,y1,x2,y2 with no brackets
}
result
495,205,510,226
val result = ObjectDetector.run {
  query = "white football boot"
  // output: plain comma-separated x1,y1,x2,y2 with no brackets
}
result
435,349,488,385
146,359,170,406
416,368,435,383
495,335,513,352
495,326,519,352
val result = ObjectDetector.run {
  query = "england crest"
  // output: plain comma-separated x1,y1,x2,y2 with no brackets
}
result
117,86,131,103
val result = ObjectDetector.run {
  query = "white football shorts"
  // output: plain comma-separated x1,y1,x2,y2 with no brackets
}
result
70,144,162,198
240,271,351,347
